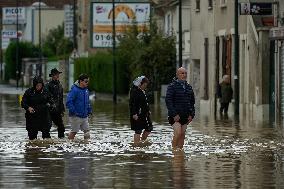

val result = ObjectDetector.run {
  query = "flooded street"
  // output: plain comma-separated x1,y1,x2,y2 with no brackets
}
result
1,94,284,188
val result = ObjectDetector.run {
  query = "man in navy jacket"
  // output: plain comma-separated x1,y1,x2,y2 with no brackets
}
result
165,67,195,150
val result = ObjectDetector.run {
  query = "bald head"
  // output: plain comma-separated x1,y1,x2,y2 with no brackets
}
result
176,67,187,81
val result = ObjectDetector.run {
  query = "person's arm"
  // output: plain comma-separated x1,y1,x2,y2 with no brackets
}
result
21,89,35,113
165,84,177,117
21,90,30,110
216,83,222,98
189,86,195,119
129,89,140,120
46,90,56,112
60,85,65,113
66,89,76,115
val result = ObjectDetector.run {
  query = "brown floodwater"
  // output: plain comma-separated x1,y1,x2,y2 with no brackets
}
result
0,94,284,188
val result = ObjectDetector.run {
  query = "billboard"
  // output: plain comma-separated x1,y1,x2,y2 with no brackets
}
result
64,5,74,38
2,30,17,49
92,3,150,48
239,3,273,15
2,7,26,24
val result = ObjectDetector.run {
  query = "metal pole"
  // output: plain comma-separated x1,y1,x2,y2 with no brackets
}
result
0,10,3,80
112,0,117,103
234,0,239,115
178,0,182,67
16,0,19,89
73,0,77,49
38,0,42,76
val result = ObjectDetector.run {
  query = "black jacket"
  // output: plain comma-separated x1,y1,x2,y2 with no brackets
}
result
129,86,152,131
45,80,65,113
21,77,54,131
165,79,195,118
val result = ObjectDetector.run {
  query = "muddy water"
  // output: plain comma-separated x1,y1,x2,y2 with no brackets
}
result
0,94,284,188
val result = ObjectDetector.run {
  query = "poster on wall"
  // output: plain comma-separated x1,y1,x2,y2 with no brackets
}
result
92,3,150,48
239,3,273,15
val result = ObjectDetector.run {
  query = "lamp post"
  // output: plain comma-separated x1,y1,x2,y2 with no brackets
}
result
16,0,19,89
73,0,77,49
234,0,239,116
112,0,117,103
178,0,182,67
38,0,42,76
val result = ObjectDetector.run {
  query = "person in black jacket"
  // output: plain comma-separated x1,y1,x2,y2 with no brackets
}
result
21,76,55,140
129,76,153,145
165,67,195,150
45,68,65,138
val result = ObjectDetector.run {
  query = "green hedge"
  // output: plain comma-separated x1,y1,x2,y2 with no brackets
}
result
4,41,39,81
74,51,128,94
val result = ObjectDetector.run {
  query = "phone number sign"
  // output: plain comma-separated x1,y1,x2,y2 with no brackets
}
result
92,3,150,48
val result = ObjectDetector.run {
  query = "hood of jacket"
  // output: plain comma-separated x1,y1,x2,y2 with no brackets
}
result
32,76,44,90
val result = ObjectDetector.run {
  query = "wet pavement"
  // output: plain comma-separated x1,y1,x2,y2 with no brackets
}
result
1,94,284,188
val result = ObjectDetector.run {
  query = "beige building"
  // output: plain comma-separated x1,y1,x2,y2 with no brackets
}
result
189,0,275,121
155,0,276,121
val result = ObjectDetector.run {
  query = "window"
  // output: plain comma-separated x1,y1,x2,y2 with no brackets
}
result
164,13,172,35
208,0,213,9
196,0,200,11
220,0,227,8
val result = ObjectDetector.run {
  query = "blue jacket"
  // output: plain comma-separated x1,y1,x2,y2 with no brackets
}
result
165,79,195,118
66,82,92,118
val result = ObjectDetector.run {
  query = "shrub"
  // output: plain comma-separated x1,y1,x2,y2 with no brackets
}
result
74,51,128,94
4,41,39,81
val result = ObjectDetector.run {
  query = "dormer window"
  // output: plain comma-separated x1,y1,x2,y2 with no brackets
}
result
208,0,213,9
196,0,200,12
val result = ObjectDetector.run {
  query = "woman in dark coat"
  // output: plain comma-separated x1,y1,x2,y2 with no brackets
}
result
21,76,54,140
217,75,233,115
129,76,153,145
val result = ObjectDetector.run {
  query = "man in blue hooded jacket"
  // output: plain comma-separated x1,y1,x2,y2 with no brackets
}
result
66,74,92,140
165,67,195,150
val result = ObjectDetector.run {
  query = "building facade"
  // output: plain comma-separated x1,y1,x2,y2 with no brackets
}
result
153,0,275,121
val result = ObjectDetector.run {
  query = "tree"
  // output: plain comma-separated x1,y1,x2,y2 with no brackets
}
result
42,24,73,58
116,20,176,92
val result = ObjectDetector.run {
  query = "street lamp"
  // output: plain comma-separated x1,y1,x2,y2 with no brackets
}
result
38,0,42,76
178,0,182,67
112,0,117,103
73,0,77,49
234,0,239,115
16,0,19,89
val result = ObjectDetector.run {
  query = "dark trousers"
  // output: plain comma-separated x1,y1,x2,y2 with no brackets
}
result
50,113,65,138
28,129,51,140
220,102,229,114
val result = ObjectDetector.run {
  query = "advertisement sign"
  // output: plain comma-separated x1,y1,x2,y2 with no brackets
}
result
269,27,284,40
239,3,273,15
1,30,18,49
2,7,26,24
92,3,150,48
64,5,74,38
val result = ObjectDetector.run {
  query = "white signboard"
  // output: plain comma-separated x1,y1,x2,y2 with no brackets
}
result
64,5,74,38
1,30,17,49
2,7,26,24
92,3,150,48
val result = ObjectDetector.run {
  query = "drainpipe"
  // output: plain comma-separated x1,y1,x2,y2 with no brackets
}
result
234,0,240,116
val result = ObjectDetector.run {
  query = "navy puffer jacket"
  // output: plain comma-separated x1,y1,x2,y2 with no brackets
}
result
165,78,195,118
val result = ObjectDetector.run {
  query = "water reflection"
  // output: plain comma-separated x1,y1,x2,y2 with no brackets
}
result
0,94,284,188
24,142,65,188
171,150,188,188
